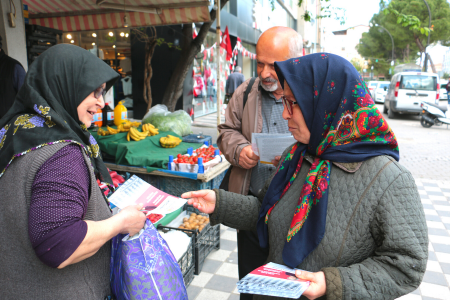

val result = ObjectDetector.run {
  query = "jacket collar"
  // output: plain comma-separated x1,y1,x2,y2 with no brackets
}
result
304,153,362,173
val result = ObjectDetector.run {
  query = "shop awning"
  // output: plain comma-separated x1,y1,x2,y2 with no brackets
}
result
23,0,211,31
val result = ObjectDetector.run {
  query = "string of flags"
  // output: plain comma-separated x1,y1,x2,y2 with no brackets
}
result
196,25,256,75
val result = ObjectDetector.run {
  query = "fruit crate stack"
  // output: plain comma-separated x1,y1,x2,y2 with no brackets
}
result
158,225,196,287
25,24,62,65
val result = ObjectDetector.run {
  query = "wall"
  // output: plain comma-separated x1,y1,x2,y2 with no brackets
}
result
0,0,28,70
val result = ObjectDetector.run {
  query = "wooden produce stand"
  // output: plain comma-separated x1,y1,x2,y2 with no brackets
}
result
106,160,229,285
104,159,230,197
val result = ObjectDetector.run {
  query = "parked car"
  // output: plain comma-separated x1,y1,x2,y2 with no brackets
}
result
383,72,440,119
367,81,380,97
439,79,448,101
373,82,390,103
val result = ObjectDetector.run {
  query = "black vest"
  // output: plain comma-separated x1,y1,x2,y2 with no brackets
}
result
0,49,21,118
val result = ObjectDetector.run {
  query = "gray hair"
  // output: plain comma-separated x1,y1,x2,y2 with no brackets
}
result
288,33,303,59
235,66,242,72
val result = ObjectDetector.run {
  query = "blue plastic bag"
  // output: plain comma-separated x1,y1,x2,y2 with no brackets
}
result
110,220,188,300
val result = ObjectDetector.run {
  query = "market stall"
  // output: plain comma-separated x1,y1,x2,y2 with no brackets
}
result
90,118,228,287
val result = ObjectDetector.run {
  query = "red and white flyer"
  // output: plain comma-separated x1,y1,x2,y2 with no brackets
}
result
108,175,186,215
236,263,310,298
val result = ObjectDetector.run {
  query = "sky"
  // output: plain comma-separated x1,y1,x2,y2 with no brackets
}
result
321,0,449,65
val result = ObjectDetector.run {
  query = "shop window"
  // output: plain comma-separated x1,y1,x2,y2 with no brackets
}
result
223,0,237,16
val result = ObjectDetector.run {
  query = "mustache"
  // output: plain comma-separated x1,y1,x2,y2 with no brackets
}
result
260,77,277,83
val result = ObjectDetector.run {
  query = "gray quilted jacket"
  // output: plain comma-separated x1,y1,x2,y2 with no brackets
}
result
211,151,428,300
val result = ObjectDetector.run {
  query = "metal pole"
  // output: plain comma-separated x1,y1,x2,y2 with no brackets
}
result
422,0,431,72
216,0,221,130
377,25,395,65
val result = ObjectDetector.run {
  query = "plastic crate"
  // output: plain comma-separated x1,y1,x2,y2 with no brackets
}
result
158,225,196,287
195,223,220,275
184,205,221,275
182,134,212,145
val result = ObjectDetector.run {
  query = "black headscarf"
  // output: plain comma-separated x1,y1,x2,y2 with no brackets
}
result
0,44,119,184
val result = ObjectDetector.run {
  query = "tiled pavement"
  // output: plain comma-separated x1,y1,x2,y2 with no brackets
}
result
187,178,450,300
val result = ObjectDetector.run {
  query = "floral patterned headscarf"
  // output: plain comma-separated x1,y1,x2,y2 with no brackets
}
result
0,44,119,184
257,53,399,268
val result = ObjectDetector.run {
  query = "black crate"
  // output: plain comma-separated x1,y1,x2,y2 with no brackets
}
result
157,225,196,287
183,205,221,275
194,223,220,275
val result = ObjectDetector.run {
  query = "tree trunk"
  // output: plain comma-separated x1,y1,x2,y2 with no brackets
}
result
161,1,229,112
406,43,410,61
414,35,436,73
144,39,157,112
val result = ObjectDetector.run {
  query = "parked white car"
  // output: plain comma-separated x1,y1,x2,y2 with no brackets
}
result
373,82,390,103
439,79,448,101
383,72,440,119
367,81,380,97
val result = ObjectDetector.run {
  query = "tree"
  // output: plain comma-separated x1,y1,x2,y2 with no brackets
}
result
383,0,450,73
161,1,228,111
132,28,181,112
357,9,422,78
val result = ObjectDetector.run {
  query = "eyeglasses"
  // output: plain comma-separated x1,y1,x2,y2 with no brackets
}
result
93,86,105,99
281,96,298,115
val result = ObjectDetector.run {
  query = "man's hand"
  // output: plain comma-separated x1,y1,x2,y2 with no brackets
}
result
295,270,326,300
239,145,259,169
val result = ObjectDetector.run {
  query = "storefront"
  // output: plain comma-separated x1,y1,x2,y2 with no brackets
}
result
21,0,296,120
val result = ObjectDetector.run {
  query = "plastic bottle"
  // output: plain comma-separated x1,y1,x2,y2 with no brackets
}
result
102,104,114,127
114,101,128,126
93,108,103,127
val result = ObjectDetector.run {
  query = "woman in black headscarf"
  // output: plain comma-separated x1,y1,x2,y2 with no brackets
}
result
0,44,146,299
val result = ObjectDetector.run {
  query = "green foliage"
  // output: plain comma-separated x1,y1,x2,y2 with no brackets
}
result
358,0,450,77
384,3,432,37
443,72,450,79
383,0,450,47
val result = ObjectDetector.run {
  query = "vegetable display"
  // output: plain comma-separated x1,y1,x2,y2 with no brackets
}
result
146,213,164,224
142,104,192,137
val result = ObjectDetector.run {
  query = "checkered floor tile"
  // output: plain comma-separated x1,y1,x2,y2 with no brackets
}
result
187,178,450,300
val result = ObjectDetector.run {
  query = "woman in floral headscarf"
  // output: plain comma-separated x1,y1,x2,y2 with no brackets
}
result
0,44,146,299
182,53,427,300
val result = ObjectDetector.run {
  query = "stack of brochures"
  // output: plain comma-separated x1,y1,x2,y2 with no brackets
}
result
236,263,310,298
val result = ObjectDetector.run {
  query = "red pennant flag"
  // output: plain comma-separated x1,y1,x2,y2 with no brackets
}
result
203,50,207,60
220,26,233,61
237,37,241,43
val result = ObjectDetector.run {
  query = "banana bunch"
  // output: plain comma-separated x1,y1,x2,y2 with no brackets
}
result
97,127,111,136
117,120,141,132
107,126,119,135
127,127,149,142
160,135,182,148
142,123,159,136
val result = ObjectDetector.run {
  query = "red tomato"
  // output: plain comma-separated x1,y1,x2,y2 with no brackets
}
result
177,154,182,159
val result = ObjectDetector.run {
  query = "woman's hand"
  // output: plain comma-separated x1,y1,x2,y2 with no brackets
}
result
295,270,326,300
271,155,281,167
117,204,147,236
181,190,216,214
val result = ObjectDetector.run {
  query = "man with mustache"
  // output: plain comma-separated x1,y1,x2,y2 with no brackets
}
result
217,26,303,300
